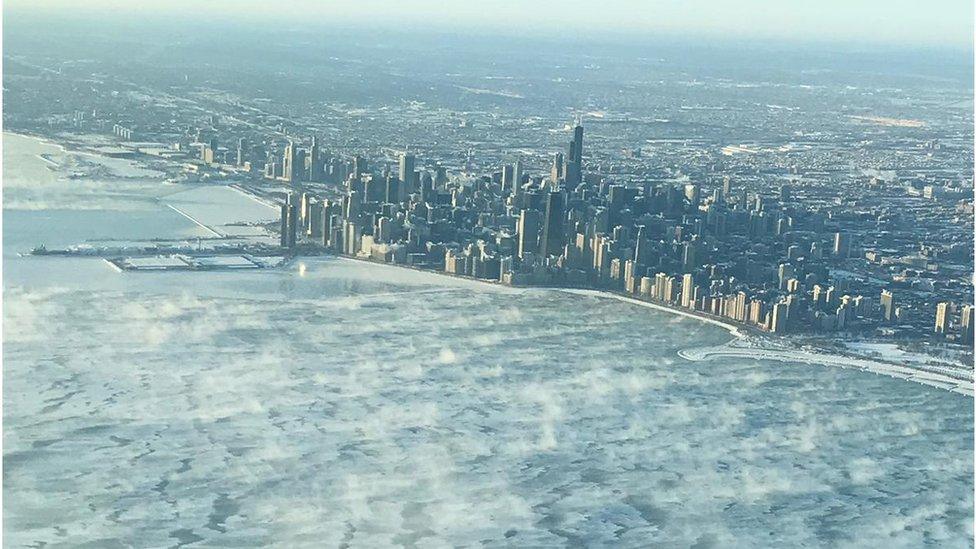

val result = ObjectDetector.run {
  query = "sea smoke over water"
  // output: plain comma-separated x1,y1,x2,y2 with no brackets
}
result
4,259,973,547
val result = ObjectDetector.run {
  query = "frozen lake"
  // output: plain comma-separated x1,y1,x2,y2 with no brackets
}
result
163,185,278,238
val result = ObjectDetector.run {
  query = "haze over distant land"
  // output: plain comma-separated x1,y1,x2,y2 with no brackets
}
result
3,4,972,92
4,0,974,50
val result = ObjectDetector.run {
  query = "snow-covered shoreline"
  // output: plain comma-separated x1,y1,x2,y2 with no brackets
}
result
678,340,973,396
560,288,748,339
6,131,164,180
559,289,973,397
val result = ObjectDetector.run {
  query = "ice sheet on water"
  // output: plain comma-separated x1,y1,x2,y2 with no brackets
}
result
164,185,278,228
3,259,973,547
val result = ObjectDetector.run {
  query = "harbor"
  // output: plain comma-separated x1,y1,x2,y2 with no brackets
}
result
104,254,287,272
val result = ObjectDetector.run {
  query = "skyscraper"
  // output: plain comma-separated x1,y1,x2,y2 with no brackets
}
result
307,136,320,181
664,276,678,303
376,216,393,243
934,302,950,334
420,172,434,203
683,239,701,271
321,199,337,248
812,284,825,306
343,220,361,255
564,123,583,187
572,123,583,163
786,278,801,293
236,138,247,167
608,185,625,227
593,234,611,275
279,193,298,248
539,190,565,259
353,155,368,180
624,260,638,293
344,190,362,220
501,164,515,195
279,201,290,248
385,175,401,204
434,164,448,187
681,273,694,308
633,225,650,267
282,140,297,184
712,188,725,204
550,152,564,184
834,232,851,258
787,245,801,261
734,291,748,322
517,209,541,259
399,152,416,190
961,305,974,345
778,263,796,290
512,159,524,197
282,141,294,182
299,192,312,227
749,300,765,325
307,201,323,238
880,290,895,322
684,184,700,209
770,301,789,333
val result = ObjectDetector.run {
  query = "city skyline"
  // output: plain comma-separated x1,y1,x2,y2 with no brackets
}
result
243,119,973,346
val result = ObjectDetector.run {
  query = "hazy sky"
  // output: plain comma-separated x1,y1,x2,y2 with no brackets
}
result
5,0,974,49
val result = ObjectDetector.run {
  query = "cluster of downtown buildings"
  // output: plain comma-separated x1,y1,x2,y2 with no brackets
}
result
268,124,974,345
5,38,972,349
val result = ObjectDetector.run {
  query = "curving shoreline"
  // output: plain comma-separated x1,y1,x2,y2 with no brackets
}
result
559,288,748,339
5,131,164,180
329,255,973,397
569,288,972,397
678,341,974,397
